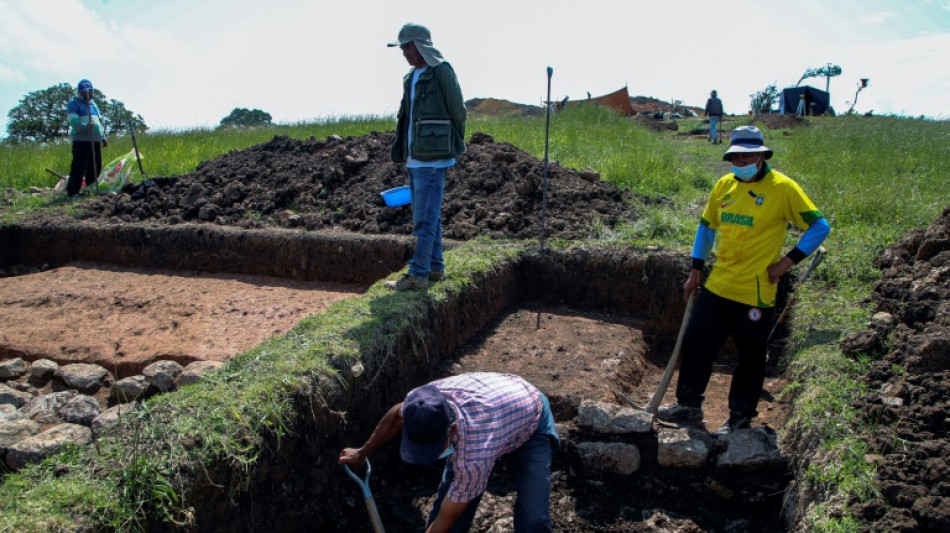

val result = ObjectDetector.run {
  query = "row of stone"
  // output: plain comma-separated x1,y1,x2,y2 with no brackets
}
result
573,400,783,475
0,357,224,471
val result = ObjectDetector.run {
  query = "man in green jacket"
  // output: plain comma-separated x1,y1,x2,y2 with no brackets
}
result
385,23,466,291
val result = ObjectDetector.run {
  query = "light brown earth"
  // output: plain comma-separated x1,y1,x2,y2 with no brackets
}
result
0,261,364,377
449,306,788,433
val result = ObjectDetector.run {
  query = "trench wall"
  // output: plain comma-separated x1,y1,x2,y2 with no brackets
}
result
0,222,414,284
0,222,695,532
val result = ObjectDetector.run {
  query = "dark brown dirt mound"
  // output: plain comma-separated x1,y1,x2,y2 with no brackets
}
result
465,98,544,118
841,204,950,532
751,114,809,129
75,131,636,241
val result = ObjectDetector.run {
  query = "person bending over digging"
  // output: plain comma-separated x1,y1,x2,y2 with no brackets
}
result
384,23,466,292
339,372,559,532
657,125,830,434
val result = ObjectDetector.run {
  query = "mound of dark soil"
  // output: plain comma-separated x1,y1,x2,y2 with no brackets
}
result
465,98,544,118
842,204,950,532
76,131,636,241
751,114,809,130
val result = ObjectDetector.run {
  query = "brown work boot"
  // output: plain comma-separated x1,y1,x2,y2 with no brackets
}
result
384,275,428,291
428,271,444,282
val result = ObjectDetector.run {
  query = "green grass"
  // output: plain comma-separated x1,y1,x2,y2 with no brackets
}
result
1,107,949,531
0,116,394,189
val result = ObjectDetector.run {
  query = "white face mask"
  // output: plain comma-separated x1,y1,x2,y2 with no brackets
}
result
731,163,759,181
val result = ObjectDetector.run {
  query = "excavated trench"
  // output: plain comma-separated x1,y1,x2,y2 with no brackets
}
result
1,221,793,532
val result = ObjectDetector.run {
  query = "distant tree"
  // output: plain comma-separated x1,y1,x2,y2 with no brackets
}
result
4,83,148,144
749,83,780,115
5,84,74,143
220,107,273,128
100,99,148,137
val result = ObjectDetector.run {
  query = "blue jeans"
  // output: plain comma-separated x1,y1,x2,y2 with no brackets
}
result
407,167,446,280
709,115,720,142
427,395,560,532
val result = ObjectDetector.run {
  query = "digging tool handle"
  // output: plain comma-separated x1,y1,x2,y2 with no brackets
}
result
128,119,147,178
645,292,695,414
771,246,827,331
45,168,68,181
800,246,827,281
343,461,385,533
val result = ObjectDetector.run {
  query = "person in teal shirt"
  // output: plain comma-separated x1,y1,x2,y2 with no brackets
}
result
65,79,108,197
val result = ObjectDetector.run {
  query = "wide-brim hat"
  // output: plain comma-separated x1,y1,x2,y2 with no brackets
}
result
400,384,452,465
387,23,444,67
723,125,773,161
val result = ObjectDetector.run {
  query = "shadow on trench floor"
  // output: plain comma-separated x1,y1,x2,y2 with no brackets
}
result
339,449,790,532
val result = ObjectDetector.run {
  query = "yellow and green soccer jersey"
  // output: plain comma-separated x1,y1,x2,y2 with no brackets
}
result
701,169,822,308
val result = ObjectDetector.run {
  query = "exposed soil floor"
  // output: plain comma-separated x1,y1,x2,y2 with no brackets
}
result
0,261,364,377
446,307,788,433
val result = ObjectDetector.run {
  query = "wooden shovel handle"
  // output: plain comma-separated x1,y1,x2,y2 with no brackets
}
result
645,292,696,414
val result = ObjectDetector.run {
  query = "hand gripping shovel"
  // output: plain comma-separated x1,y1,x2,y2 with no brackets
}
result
343,461,385,533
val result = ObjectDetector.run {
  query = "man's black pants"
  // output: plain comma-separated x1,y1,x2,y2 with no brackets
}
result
674,289,774,417
67,141,102,196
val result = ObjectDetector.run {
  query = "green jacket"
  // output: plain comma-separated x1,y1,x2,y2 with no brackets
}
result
391,62,466,163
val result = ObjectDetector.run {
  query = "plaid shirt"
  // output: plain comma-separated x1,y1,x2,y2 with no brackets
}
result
430,373,543,502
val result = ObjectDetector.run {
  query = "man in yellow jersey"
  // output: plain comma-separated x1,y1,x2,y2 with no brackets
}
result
657,125,830,434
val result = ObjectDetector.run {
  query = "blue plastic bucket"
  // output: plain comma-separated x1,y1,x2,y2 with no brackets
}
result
381,185,411,207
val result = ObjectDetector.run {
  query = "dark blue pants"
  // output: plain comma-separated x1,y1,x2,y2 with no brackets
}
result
674,290,774,417
68,141,102,196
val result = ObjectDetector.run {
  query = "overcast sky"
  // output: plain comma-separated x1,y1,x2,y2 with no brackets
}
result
1,0,948,135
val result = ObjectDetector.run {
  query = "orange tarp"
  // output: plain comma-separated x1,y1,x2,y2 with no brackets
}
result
562,87,633,116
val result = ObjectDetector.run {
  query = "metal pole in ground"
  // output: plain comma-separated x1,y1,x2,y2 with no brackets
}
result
539,66,553,250
537,67,553,331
